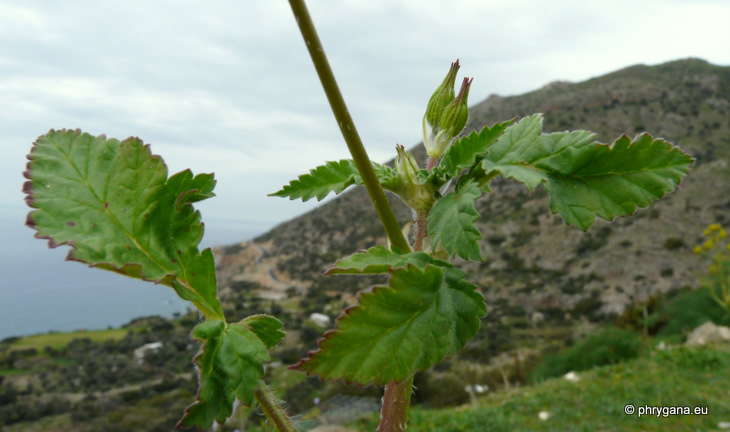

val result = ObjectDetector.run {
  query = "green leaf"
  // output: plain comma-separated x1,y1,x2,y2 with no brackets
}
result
325,245,451,275
372,162,400,192
427,180,483,260
437,118,515,179
270,159,399,201
178,317,283,428
293,265,486,386
270,159,360,201
243,314,286,349
167,169,216,209
23,130,224,320
480,115,694,229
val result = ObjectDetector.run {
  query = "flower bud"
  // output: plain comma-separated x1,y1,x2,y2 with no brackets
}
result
423,63,473,160
425,60,460,128
439,77,472,135
393,145,435,211
395,144,420,186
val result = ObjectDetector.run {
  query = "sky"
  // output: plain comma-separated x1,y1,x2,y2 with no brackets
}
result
1,1,729,335
3,0,730,240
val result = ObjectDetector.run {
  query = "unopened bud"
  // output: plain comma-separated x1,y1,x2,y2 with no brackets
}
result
425,60,460,128
395,144,420,187
393,145,435,212
423,63,473,160
439,77,472,135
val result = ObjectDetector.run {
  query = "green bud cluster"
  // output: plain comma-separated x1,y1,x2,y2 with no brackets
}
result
423,61,473,160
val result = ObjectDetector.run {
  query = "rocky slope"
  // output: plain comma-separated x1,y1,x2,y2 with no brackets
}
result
215,58,730,323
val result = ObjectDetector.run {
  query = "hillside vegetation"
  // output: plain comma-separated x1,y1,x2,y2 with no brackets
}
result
351,343,730,432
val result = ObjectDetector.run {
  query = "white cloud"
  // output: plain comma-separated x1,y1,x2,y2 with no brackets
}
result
2,0,729,234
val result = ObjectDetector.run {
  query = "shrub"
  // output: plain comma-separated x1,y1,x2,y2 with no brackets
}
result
531,327,642,382
664,237,686,250
615,291,668,335
657,287,730,340
415,371,469,408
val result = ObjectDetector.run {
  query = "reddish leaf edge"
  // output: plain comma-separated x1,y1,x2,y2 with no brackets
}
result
22,129,210,287
289,263,481,387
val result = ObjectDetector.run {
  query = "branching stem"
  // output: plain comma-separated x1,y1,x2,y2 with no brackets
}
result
287,0,410,254
287,0,416,428
288,0,416,428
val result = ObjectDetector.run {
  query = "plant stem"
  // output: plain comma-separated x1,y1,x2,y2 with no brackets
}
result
380,208,426,431
413,208,428,252
378,375,414,432
254,383,297,432
287,0,410,253
288,1,416,429
426,157,439,171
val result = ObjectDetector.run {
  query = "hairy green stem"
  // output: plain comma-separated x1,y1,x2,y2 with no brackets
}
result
287,0,410,253
254,383,297,432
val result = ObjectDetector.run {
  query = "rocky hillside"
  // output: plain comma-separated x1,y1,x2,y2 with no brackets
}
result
215,58,730,323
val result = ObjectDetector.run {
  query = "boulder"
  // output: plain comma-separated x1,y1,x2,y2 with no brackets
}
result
685,321,730,346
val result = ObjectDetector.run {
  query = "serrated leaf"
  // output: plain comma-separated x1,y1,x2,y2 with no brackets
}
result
178,317,282,428
436,118,516,179
373,162,400,192
23,130,224,320
167,169,216,209
427,180,483,260
480,115,694,230
325,245,451,275
293,265,486,386
270,159,362,201
270,159,399,201
243,314,286,349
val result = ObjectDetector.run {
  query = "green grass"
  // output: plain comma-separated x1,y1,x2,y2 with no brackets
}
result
3,413,72,432
9,328,128,351
51,357,76,366
352,344,730,431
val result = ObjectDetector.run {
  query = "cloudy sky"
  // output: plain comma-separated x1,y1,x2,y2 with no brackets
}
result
3,0,730,244
1,0,729,335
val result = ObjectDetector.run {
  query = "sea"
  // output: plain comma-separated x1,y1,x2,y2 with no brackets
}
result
0,213,267,340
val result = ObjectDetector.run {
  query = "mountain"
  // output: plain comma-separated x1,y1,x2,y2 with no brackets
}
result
214,58,730,324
